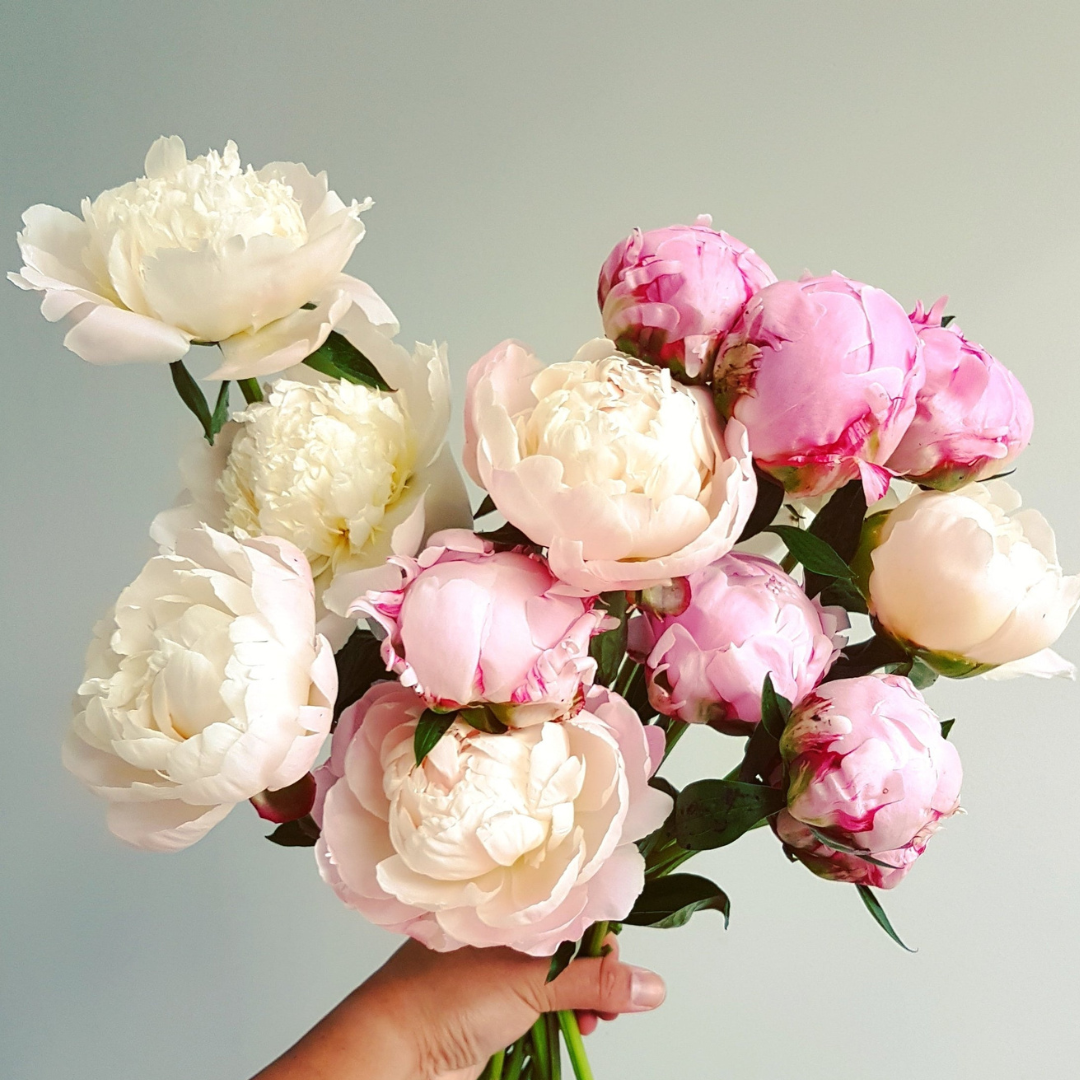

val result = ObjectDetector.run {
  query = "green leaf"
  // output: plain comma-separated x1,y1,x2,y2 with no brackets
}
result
265,814,320,847
940,314,956,327
759,673,792,741
805,479,867,601
414,710,455,766
474,494,498,520
736,465,785,543
856,884,916,952
209,380,231,441
546,939,576,983
624,873,731,930
766,526,855,581
460,706,508,734
805,825,903,870
738,717,782,784
940,718,956,740
333,628,389,725
589,591,628,687
238,377,264,404
303,330,393,391
676,778,786,851
169,359,216,443
908,657,939,690
818,577,869,614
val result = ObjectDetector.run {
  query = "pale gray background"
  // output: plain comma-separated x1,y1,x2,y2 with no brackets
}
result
2,2,1078,1078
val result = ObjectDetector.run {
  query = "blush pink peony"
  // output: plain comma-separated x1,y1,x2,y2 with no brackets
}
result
774,673,962,889
629,553,847,733
713,273,925,502
886,299,1033,490
464,337,757,594
313,682,672,955
334,529,611,724
597,215,776,381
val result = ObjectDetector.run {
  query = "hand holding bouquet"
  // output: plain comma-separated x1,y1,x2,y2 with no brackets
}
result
14,139,1077,1079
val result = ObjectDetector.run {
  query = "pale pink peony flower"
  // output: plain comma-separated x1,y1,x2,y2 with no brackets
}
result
713,273,925,502
63,527,336,852
313,682,672,955
464,337,757,594
629,553,848,733
774,674,962,889
886,299,1033,490
598,215,776,381
335,529,611,724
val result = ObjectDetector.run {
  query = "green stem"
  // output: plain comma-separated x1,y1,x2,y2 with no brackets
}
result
481,1048,506,1080
546,1012,562,1080
530,1017,551,1079
579,920,610,959
504,1038,527,1080
661,718,689,764
238,377,264,404
558,1012,595,1080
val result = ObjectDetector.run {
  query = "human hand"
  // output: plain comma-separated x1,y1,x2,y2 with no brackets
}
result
254,934,666,1080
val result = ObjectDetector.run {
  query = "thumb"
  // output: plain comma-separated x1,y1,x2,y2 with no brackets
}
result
543,952,666,1016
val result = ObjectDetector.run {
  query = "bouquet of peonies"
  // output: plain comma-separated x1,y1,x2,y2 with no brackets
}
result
13,140,1078,1079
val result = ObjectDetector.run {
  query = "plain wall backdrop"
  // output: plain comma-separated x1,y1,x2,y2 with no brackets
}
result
2,2,1078,1078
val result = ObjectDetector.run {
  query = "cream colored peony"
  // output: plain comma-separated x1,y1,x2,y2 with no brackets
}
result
9,137,396,378
63,527,337,852
860,480,1079,678
152,306,471,647
464,337,756,593
313,682,672,955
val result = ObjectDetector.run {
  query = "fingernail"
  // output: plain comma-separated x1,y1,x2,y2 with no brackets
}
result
629,966,666,1010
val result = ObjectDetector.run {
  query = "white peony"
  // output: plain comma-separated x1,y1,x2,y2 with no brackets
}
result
9,136,397,378
63,527,337,852
152,306,472,647
313,682,672,955
464,337,756,593
861,480,1079,678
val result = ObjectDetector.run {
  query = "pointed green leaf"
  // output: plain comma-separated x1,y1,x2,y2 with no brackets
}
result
589,590,628,687
265,814,320,847
460,706,508,734
804,478,867,597
414,709,455,765
474,494,498,520
676,778,786,850
169,359,216,443
737,465,785,543
766,526,855,581
940,314,956,327
908,657,939,689
940,718,956,740
818,577,869,614
624,873,731,929
209,380,231,441
856,884,916,952
759,673,792,740
333,628,389,725
303,330,393,391
805,825,904,870
546,939,576,983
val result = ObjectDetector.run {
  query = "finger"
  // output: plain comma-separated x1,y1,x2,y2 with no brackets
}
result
543,953,666,1015
575,1011,599,1036
596,1011,619,1022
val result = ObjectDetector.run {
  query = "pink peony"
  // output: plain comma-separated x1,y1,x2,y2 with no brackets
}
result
464,337,757,594
339,529,610,724
597,215,776,381
713,273,925,502
313,682,672,955
629,553,847,733
774,674,962,889
886,299,1033,490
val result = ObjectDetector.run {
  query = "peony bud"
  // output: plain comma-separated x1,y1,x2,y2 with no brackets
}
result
332,529,611,723
629,553,847,732
598,216,776,381
886,299,1033,489
775,674,962,889
713,273,924,502
856,481,1079,678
